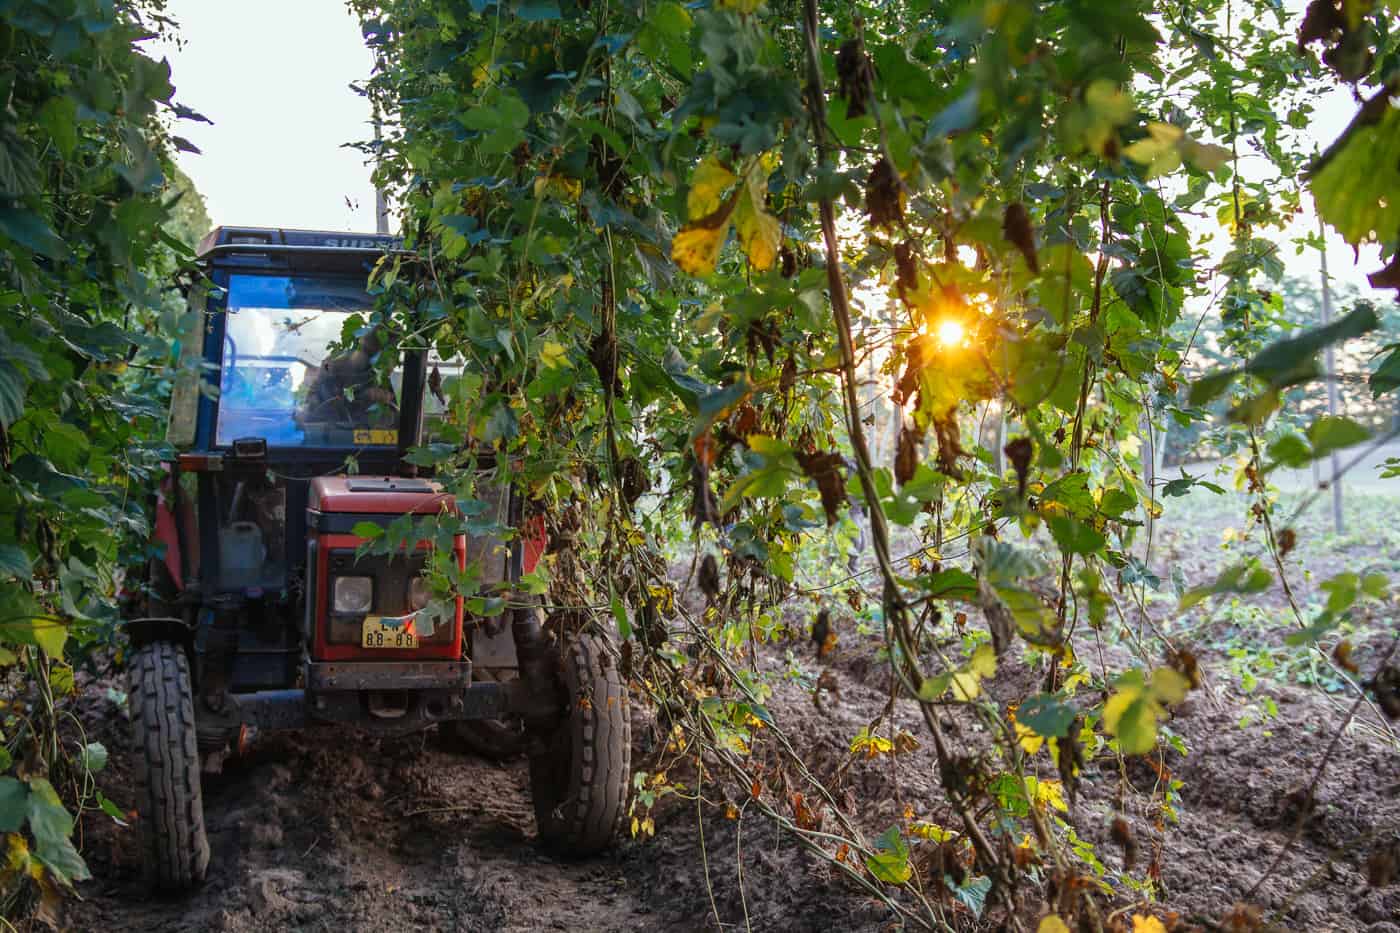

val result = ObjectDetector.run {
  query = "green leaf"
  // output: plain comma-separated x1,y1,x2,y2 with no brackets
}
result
1320,572,1360,615
921,568,979,601
351,521,384,540
1307,416,1369,458
0,777,27,832
0,544,31,580
1017,694,1076,738
80,742,108,774
610,584,631,641
952,875,992,918
1266,433,1313,469
96,791,127,826
976,539,1047,584
1371,345,1400,397
1189,367,1240,407
0,359,26,427
1105,689,1158,754
917,672,952,701
1036,244,1094,326
865,826,912,884
38,96,79,159
0,208,68,259
516,0,562,20
27,777,90,884
1309,93,1400,248
1040,472,1094,519
1047,516,1106,556
1248,304,1379,382
1179,559,1272,610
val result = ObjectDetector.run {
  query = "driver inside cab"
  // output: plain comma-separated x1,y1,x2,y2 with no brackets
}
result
297,327,399,429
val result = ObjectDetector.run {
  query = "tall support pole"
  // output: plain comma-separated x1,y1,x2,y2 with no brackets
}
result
1318,211,1344,534
373,113,390,236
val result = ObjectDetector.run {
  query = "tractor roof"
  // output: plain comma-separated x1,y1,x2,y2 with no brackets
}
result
196,226,402,261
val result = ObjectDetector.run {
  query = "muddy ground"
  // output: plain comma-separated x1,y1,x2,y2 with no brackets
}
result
62,489,1400,932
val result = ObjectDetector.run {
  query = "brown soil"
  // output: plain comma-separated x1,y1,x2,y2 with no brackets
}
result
61,494,1400,932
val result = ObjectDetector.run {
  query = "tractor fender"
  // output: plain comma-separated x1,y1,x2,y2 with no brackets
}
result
124,616,196,651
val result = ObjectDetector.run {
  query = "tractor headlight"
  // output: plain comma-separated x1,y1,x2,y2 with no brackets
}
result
332,576,373,614
408,576,431,612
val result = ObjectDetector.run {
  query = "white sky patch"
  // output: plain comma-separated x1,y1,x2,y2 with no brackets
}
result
148,0,378,235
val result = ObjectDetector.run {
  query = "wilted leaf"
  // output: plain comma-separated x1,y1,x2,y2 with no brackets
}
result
671,223,728,277
687,156,737,218
733,183,789,267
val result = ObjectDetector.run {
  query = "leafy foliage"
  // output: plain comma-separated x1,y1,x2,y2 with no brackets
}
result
0,0,206,908
345,0,1398,924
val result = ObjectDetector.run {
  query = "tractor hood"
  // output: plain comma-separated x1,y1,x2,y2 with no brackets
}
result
308,476,455,516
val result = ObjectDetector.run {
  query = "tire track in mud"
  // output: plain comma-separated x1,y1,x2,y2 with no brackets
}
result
68,719,667,932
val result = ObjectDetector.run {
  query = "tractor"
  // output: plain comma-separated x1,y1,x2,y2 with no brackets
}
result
126,226,629,889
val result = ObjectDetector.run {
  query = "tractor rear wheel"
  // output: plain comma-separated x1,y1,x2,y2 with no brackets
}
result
129,640,209,889
528,634,629,855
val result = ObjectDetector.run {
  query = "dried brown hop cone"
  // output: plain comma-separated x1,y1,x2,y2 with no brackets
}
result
865,157,903,229
619,457,650,507
794,449,847,524
894,239,918,302
698,553,720,601
779,243,797,278
1003,436,1033,495
835,37,875,119
895,420,922,486
1002,202,1040,274
1369,664,1400,720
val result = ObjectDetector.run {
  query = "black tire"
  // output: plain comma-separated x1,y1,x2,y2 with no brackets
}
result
447,669,529,760
129,641,209,890
528,634,630,855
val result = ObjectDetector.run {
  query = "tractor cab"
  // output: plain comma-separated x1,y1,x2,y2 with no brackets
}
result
125,227,629,890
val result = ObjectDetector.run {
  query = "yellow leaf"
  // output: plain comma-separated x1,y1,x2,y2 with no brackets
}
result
687,156,737,219
1029,777,1068,813
1123,123,1186,179
539,340,570,370
968,644,997,679
5,833,29,872
1132,915,1167,933
1150,667,1191,705
734,192,781,271
950,670,981,702
1015,720,1045,755
1182,137,1231,172
1038,917,1072,933
671,223,728,277
850,728,896,758
717,0,764,10
909,821,957,842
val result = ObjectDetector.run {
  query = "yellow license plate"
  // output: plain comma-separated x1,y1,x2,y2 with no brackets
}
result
361,616,418,650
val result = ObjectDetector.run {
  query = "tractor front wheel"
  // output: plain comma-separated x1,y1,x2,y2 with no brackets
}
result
528,634,629,855
129,640,209,889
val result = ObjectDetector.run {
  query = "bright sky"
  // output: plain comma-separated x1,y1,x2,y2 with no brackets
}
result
147,0,1380,292
149,0,378,234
